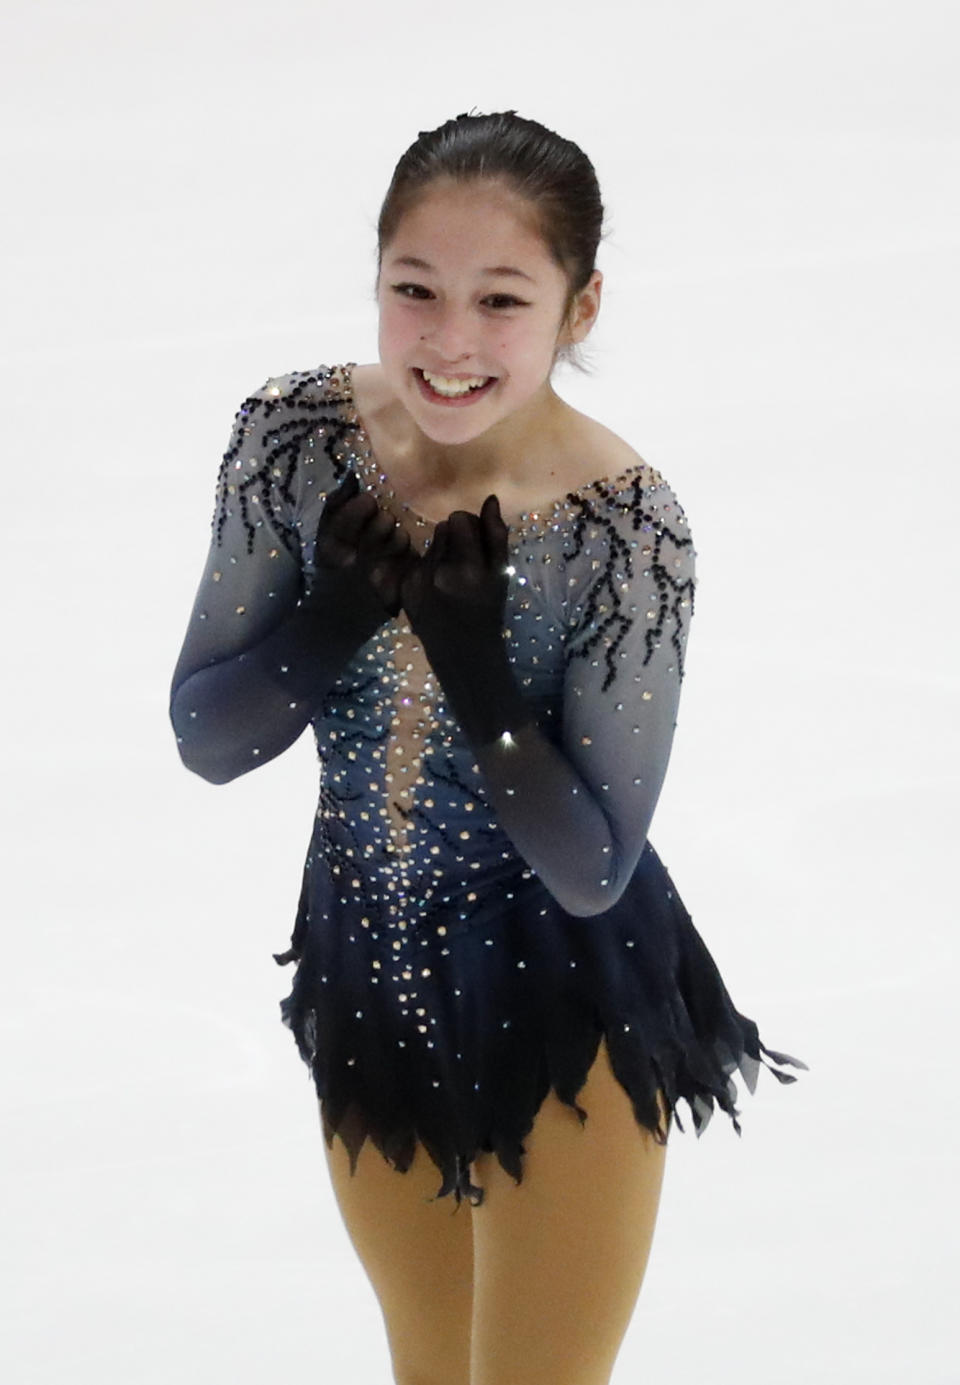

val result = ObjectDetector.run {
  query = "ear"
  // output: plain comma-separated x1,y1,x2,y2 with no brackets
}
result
558,270,603,347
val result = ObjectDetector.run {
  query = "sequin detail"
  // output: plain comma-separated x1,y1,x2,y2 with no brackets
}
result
563,479,696,692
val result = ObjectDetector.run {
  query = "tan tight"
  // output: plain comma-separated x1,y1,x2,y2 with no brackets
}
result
322,1037,669,1385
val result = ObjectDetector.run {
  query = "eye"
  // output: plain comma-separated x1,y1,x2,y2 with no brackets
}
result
484,294,527,310
391,283,433,299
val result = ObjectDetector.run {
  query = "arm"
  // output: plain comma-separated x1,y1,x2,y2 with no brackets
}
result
170,583,387,785
407,480,696,917
169,377,403,785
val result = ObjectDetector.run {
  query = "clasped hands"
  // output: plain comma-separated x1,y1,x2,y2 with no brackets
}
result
314,470,510,652
313,469,534,748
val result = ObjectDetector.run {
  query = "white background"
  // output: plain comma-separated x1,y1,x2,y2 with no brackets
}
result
3,1,957,1381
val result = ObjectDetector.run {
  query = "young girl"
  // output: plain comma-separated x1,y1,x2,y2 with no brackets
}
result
170,110,806,1385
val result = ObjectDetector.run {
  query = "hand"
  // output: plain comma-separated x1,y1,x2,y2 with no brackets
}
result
400,495,532,747
314,471,416,618
400,494,511,653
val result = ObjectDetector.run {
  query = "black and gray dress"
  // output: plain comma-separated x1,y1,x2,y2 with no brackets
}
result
170,362,806,1209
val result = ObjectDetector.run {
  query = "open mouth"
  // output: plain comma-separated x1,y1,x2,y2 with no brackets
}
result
414,368,497,406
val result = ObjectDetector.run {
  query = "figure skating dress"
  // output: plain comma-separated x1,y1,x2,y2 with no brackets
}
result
170,363,807,1208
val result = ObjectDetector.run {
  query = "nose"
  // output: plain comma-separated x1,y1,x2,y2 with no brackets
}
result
421,303,476,366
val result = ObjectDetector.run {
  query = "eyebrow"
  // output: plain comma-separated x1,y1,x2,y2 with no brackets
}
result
388,255,536,284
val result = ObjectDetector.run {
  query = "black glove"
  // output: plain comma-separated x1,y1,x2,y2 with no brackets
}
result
311,470,416,624
399,495,533,747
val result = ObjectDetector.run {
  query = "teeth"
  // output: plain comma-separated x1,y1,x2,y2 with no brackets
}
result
421,370,490,397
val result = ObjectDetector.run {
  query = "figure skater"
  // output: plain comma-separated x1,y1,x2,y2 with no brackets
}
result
170,109,806,1385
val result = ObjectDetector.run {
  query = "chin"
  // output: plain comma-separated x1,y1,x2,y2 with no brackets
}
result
416,415,496,447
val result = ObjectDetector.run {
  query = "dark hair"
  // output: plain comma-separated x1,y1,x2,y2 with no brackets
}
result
376,109,606,372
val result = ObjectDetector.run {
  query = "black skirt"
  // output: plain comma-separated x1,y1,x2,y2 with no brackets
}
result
273,839,807,1208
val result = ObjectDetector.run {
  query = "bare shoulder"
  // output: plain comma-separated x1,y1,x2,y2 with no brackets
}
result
558,405,647,487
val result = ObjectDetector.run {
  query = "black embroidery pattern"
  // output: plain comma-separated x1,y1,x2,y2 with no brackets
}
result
212,366,356,556
564,476,696,692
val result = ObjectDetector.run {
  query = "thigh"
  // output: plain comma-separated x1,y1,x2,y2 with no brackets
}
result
322,1119,474,1385
469,1037,670,1385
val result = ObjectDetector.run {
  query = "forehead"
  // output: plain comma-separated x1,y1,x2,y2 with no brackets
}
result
386,179,551,266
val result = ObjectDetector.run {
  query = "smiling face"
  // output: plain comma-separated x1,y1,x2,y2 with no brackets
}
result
376,178,601,452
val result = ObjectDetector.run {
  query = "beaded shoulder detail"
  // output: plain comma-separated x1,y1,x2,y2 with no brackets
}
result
562,469,697,690
212,364,359,555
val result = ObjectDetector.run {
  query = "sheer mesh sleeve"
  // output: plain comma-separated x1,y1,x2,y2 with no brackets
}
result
558,472,696,903
469,470,696,917
169,372,384,784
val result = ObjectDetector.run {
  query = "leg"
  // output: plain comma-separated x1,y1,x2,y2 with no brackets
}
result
322,1119,474,1385
470,1037,669,1385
